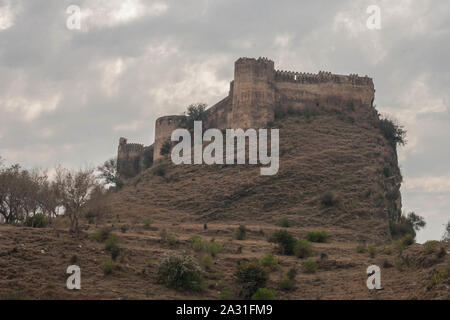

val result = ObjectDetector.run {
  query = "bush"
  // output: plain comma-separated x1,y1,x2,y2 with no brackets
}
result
157,253,204,292
143,218,152,229
401,234,415,247
424,241,439,254
201,254,213,270
302,260,318,273
70,254,79,264
206,242,222,258
251,288,277,300
24,213,48,228
269,230,297,255
235,261,268,298
105,234,120,260
389,212,426,240
259,254,278,271
294,240,313,258
306,231,330,243
160,140,172,156
179,103,208,131
103,259,115,275
279,218,291,228
235,225,247,240
190,236,206,252
368,246,378,258
153,162,168,177
219,287,232,300
356,245,367,253
378,117,406,147
320,191,339,207
279,277,294,291
92,227,113,242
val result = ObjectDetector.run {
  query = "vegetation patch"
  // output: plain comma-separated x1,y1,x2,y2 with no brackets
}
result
24,213,49,228
251,288,277,300
269,230,298,255
294,240,314,258
259,254,278,272
235,261,268,299
157,253,204,292
235,225,248,240
320,191,339,208
306,231,330,243
302,260,318,273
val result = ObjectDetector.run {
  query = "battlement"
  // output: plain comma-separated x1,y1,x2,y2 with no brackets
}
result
274,69,373,86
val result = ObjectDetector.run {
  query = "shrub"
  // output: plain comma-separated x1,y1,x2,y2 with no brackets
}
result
235,225,248,240
356,245,367,253
179,103,208,131
92,227,113,242
269,230,298,255
103,259,115,275
294,240,313,258
70,254,79,264
157,253,204,292
430,267,449,287
201,254,213,270
143,218,152,229
401,234,415,247
378,117,406,147
190,236,206,252
251,288,277,300
320,191,339,207
219,287,232,300
302,260,318,273
383,259,394,268
279,218,291,228
160,140,172,156
105,234,120,260
424,240,439,254
259,254,278,271
287,267,297,280
306,231,330,243
368,246,378,258
235,261,268,298
24,213,48,228
206,242,222,258
267,121,275,128
153,162,168,177
279,277,294,291
389,212,426,241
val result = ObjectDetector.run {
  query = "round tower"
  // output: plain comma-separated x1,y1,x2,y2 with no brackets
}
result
153,115,185,162
231,57,276,128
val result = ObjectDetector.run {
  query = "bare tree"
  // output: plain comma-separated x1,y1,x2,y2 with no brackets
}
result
98,158,123,189
443,221,450,243
54,167,96,234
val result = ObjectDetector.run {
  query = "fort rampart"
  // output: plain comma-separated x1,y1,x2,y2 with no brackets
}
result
118,57,375,176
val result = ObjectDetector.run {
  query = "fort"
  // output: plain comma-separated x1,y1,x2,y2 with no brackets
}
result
117,57,375,177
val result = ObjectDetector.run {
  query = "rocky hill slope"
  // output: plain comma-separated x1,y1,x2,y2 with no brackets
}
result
0,104,448,300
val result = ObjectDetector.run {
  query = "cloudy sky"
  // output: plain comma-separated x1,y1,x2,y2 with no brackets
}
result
0,0,448,242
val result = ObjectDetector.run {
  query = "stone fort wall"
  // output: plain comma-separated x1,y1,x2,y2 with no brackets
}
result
118,57,375,175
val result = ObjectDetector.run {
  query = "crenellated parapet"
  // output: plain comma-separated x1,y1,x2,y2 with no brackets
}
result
275,69,373,86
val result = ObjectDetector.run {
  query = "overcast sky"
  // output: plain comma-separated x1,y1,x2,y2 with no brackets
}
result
0,0,449,242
